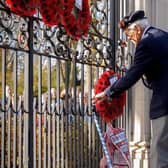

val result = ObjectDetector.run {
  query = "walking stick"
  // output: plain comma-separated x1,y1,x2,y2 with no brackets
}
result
92,105,113,168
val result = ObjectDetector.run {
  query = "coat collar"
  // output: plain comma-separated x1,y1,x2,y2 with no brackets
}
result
141,26,153,39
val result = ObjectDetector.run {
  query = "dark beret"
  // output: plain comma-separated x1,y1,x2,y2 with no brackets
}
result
118,10,147,30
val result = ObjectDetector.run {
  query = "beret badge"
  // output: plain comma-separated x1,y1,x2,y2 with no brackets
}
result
118,20,126,29
118,10,146,30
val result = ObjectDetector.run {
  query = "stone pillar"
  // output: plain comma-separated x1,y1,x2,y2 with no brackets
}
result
132,81,151,142
126,1,154,167
154,0,168,31
130,80,151,168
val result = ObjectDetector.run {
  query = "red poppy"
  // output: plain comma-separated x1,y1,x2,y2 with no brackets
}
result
61,0,91,39
6,0,38,16
6,0,91,39
39,0,63,26
94,70,126,122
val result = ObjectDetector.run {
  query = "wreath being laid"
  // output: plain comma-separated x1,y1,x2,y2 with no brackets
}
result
94,70,126,122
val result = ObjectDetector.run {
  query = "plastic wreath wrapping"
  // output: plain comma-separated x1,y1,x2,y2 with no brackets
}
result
94,70,126,122
100,123,131,168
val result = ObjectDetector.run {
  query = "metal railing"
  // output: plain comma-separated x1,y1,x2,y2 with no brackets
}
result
0,1,112,168
0,0,132,167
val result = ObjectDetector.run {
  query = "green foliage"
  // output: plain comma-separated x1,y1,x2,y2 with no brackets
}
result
0,49,81,97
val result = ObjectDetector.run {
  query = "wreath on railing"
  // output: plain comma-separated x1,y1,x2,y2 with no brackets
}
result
61,0,91,39
5,0,91,39
39,0,63,26
94,70,126,122
6,0,38,16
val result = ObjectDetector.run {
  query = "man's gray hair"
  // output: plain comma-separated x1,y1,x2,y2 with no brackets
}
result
128,19,150,29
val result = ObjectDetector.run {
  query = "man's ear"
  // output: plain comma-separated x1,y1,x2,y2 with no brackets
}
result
135,25,142,34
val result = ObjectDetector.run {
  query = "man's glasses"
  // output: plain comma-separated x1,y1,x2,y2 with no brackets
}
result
125,27,137,37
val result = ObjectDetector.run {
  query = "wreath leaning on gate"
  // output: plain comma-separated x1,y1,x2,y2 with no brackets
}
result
61,0,91,39
94,70,126,122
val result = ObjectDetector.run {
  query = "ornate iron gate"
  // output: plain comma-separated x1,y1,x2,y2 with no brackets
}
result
0,0,131,168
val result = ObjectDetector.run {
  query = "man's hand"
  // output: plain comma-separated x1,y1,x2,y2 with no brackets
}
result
92,91,107,104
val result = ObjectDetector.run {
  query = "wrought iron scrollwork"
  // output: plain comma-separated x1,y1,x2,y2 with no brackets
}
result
0,0,113,67
116,39,133,71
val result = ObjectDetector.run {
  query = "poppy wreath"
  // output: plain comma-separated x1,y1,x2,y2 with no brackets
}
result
6,0,38,16
6,0,91,39
61,0,91,39
39,0,63,26
94,70,126,122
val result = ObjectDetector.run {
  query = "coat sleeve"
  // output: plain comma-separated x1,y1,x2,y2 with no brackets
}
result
105,40,157,97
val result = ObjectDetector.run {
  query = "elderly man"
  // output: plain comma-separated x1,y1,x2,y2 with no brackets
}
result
94,10,168,168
